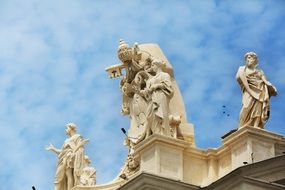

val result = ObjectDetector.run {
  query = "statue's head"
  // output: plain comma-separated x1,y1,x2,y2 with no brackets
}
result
244,52,258,68
127,154,138,169
65,122,77,136
151,58,166,73
118,39,133,62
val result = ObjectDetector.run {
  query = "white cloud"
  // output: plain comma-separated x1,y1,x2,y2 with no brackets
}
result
0,0,284,189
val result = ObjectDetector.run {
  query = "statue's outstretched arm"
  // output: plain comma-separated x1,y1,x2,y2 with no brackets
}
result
46,143,61,155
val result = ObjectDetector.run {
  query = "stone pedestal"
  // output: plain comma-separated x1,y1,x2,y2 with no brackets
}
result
182,126,285,186
130,127,285,187
223,126,285,170
72,127,285,190
133,134,190,181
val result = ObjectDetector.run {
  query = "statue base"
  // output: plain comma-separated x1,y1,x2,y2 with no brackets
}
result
72,127,285,189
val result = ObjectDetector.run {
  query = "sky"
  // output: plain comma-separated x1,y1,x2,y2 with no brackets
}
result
0,0,285,189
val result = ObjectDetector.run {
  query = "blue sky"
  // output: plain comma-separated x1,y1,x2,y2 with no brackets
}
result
0,0,285,189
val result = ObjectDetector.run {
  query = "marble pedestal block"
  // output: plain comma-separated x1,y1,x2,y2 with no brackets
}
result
72,127,285,190
183,126,285,186
133,134,190,181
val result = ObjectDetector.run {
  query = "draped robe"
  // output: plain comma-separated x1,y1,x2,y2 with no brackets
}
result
55,134,85,190
236,66,276,128
145,71,174,135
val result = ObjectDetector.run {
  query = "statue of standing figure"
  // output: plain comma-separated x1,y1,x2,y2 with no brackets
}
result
46,123,89,190
142,58,174,137
236,52,277,129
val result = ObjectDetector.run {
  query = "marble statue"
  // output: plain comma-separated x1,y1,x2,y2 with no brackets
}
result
142,58,174,137
79,156,96,186
106,40,195,150
236,52,277,129
46,123,89,190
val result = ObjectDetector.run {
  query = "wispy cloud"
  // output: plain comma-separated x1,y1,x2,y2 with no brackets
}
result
0,0,284,189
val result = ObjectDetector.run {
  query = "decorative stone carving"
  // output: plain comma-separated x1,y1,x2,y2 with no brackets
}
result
119,154,140,180
106,40,195,149
79,156,96,186
46,123,90,190
236,52,277,129
169,115,182,138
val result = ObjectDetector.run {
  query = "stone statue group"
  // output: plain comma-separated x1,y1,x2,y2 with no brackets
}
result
47,40,277,190
117,41,175,146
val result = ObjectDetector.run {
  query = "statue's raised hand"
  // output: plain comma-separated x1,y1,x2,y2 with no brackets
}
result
46,143,61,154
46,143,56,151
